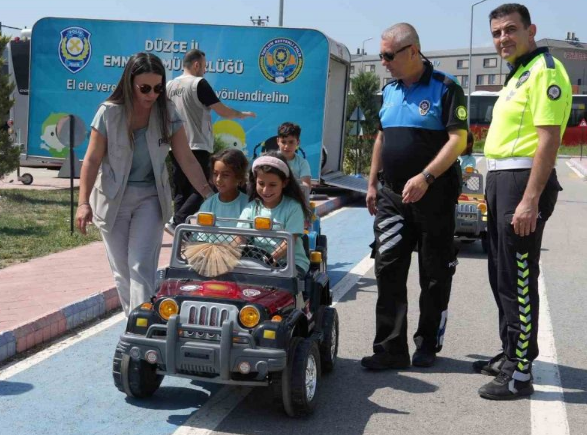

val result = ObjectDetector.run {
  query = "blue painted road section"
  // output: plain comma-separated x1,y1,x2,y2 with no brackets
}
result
0,205,373,435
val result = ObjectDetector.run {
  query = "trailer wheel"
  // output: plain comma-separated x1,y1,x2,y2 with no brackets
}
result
19,173,33,185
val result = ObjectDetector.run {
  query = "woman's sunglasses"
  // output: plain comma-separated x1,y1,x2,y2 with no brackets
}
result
378,45,412,62
136,83,164,94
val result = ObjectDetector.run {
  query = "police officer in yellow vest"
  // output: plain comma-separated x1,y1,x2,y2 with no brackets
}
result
474,3,571,400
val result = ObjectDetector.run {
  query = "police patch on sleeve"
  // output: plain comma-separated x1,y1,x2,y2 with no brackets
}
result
455,106,468,121
547,85,561,100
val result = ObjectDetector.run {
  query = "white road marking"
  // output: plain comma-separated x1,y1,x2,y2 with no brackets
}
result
320,206,347,219
173,386,252,435
0,312,125,381
331,254,373,307
565,160,586,179
172,252,374,434
531,261,569,435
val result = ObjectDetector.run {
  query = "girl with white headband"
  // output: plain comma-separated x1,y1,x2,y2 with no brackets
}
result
238,151,312,277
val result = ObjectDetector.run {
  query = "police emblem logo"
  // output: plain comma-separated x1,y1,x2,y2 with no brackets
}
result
455,105,467,121
419,100,431,116
259,38,304,84
58,27,92,74
516,71,531,88
547,85,562,100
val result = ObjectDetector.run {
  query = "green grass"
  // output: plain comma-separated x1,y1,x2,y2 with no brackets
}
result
0,188,102,269
473,141,587,156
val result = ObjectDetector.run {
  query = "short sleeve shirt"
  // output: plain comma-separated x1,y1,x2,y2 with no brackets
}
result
91,104,183,186
484,48,572,159
378,62,468,184
199,192,249,225
238,196,309,273
287,154,311,180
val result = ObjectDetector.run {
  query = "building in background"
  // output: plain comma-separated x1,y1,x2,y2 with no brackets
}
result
351,34,587,95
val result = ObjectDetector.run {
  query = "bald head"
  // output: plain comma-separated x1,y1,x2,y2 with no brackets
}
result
381,23,421,50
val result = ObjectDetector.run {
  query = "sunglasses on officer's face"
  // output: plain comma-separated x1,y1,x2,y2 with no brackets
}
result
135,83,164,94
379,45,412,62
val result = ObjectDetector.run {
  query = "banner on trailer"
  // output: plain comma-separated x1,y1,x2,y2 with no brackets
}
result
29,17,329,177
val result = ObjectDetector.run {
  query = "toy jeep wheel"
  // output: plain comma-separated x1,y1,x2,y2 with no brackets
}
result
319,307,339,373
273,337,321,416
113,350,163,398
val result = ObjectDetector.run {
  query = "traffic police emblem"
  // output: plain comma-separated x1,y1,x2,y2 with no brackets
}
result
547,85,561,100
516,71,531,88
455,106,468,121
259,38,304,84
59,26,92,74
419,100,431,115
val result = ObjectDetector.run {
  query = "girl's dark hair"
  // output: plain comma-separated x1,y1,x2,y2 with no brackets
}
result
210,148,249,184
465,131,474,155
247,151,311,220
107,52,170,144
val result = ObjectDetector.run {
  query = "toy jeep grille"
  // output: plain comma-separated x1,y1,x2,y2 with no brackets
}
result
180,302,240,341
456,203,479,220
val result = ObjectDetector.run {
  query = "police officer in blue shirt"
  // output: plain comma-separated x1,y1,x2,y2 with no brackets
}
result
363,23,468,370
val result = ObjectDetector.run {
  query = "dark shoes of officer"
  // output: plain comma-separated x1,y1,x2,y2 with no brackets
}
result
472,352,506,376
478,371,534,400
361,352,411,370
412,349,436,367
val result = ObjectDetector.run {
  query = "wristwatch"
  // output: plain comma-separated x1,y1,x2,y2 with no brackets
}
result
421,170,435,185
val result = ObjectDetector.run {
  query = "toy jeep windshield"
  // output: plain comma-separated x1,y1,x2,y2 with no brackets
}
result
112,212,338,417
455,167,488,252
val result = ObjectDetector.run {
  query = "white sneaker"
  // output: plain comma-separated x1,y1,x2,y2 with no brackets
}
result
164,222,176,236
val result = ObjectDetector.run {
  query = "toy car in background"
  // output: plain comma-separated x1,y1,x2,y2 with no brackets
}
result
455,167,488,253
112,212,337,417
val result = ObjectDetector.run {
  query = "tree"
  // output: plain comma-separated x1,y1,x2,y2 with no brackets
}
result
344,71,380,175
0,32,18,179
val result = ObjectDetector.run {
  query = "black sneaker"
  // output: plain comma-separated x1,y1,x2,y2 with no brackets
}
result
472,352,506,376
412,349,436,367
478,371,534,400
361,353,411,370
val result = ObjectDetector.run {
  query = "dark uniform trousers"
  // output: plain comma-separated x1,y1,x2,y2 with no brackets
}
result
170,150,211,226
373,176,458,356
485,169,561,377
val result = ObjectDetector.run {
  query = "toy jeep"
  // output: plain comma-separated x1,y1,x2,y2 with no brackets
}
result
454,167,488,252
112,213,337,417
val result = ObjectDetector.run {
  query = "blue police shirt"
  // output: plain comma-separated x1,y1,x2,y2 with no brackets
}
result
379,62,468,185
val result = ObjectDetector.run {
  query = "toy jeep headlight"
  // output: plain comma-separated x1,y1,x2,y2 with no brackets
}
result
477,202,487,214
197,212,215,226
254,217,272,230
239,305,261,328
158,298,179,320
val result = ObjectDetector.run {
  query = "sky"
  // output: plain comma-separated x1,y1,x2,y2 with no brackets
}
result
1,0,586,55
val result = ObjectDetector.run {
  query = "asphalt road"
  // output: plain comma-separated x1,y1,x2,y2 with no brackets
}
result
1,158,585,435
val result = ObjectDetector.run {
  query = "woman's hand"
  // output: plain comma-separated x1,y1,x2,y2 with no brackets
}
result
76,203,93,235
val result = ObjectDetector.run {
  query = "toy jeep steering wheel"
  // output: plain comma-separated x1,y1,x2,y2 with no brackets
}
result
239,244,276,267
